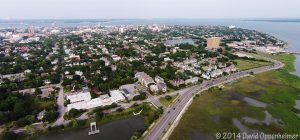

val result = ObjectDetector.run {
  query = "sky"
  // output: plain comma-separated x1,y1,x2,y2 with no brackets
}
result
1,0,299,19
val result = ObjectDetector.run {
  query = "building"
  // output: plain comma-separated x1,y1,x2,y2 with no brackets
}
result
210,69,223,78
135,72,155,87
0,73,25,81
157,82,167,92
111,55,121,61
66,90,125,111
66,91,92,103
155,76,165,83
207,37,221,49
202,73,211,80
164,39,195,46
149,84,159,93
120,84,136,100
169,79,184,87
185,77,199,85
75,71,83,76
37,110,46,121
109,90,126,102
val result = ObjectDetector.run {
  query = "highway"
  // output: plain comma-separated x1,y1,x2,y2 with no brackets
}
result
145,56,284,140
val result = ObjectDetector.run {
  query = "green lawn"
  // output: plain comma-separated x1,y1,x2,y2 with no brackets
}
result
170,53,300,140
234,59,272,70
159,94,179,107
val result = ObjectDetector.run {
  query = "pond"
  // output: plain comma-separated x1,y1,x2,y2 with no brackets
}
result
36,116,144,140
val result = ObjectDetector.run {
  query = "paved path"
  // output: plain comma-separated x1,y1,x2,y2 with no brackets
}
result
145,56,284,140
52,76,66,126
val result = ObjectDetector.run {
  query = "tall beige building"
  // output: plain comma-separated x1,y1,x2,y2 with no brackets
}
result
206,37,221,49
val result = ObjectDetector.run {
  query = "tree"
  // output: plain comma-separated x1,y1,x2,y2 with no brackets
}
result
164,95,172,101
13,102,28,118
95,111,104,121
0,130,19,140
132,92,147,101
43,110,59,123
64,109,85,119
34,88,42,95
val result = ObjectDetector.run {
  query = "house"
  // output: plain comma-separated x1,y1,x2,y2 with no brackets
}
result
222,65,237,73
112,55,121,61
66,75,73,79
155,76,165,83
164,57,172,62
111,65,117,71
37,110,46,121
202,73,211,80
210,69,223,78
135,72,155,87
51,59,59,65
44,80,51,85
24,69,32,74
75,71,83,76
149,84,159,93
1,73,25,81
185,77,199,85
157,82,167,92
169,79,184,87
65,71,70,75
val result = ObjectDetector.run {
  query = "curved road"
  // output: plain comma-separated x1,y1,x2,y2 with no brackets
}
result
145,56,284,140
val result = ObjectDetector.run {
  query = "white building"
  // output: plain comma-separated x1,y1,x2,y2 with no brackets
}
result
110,90,126,102
75,71,83,76
210,69,223,78
185,77,199,85
66,90,125,111
155,76,165,83
66,91,92,103
202,73,211,80
150,84,159,93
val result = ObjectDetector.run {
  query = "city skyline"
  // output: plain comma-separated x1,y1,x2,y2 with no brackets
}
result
1,0,300,19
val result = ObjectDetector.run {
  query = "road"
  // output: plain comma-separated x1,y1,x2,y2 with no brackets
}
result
52,75,66,126
146,91,164,109
145,56,284,140
136,83,164,108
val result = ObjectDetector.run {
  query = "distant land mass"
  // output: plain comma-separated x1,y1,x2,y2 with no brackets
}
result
245,19,300,23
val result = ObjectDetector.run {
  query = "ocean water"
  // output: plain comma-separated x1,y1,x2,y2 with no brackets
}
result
0,19,299,76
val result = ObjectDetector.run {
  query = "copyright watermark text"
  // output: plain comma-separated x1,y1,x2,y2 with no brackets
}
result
215,132,299,140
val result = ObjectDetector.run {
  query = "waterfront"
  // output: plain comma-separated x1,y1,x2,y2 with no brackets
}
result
36,116,144,140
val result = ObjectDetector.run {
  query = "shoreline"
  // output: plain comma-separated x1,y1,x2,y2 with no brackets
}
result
169,53,300,139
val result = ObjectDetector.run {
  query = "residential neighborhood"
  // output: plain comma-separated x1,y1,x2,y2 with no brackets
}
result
0,24,288,139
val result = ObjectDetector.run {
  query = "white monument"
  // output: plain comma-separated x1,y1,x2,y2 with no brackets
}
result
88,122,100,135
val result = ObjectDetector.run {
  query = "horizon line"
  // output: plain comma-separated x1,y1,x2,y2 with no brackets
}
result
1,17,300,20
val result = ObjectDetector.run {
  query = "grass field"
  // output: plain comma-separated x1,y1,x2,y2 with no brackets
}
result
170,54,300,140
159,94,179,107
234,59,272,70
